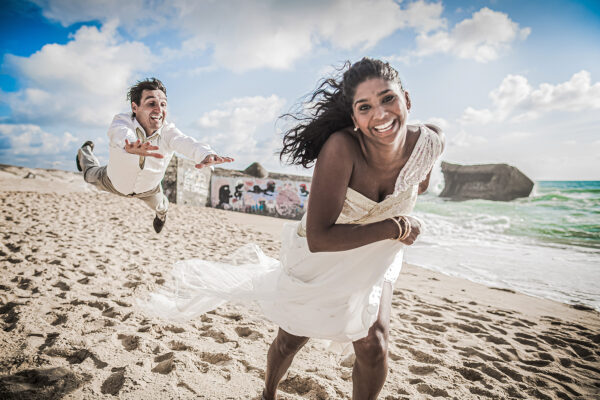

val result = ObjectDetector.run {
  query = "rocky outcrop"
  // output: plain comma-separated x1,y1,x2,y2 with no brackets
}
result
439,162,534,201
243,162,269,178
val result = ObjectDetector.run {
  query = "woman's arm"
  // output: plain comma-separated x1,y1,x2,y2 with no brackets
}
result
305,131,399,252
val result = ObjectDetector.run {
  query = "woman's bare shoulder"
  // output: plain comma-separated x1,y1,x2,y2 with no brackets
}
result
320,127,360,158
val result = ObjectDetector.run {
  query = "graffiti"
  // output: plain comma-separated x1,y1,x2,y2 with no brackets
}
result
247,181,276,195
211,176,311,219
299,183,309,196
182,169,209,194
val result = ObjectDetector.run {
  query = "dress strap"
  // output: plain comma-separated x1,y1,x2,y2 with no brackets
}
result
394,125,443,193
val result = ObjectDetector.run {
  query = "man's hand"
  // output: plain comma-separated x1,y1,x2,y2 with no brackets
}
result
124,139,164,158
195,154,234,169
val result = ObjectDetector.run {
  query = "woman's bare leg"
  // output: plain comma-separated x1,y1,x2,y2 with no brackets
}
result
263,328,309,400
352,281,393,400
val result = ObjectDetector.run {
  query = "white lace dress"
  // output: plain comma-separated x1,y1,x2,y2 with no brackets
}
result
142,126,443,344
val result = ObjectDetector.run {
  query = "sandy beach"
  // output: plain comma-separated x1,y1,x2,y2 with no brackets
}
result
0,164,599,399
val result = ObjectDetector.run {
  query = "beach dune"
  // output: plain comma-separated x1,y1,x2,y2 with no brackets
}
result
0,165,598,399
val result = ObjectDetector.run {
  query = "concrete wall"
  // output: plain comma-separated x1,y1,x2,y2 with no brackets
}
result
162,155,312,219
176,157,212,207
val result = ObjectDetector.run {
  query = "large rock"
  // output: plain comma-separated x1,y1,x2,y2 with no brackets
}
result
243,162,269,178
439,162,534,201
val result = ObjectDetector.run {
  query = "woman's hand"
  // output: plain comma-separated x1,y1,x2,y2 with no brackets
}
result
397,216,422,246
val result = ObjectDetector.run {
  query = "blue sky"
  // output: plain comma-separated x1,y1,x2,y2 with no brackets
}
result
1,0,599,180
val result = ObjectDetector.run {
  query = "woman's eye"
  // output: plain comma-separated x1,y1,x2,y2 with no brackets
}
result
383,95,395,103
359,104,370,111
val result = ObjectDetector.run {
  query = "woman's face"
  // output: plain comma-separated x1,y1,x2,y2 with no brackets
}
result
351,77,410,145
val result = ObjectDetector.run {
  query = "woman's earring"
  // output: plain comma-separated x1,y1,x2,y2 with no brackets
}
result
354,126,358,132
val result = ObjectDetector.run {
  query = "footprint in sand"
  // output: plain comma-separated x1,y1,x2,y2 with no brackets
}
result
0,367,89,399
413,322,447,333
284,375,335,399
152,352,175,374
16,278,32,290
62,349,108,369
483,334,509,345
200,352,232,366
452,366,484,382
199,329,235,345
408,365,436,375
50,314,67,326
0,302,21,332
117,334,140,351
101,307,120,319
38,332,59,352
235,326,264,340
101,370,125,395
52,281,70,291
463,362,506,382
162,325,185,334
457,311,493,322
407,348,442,365
450,322,482,334
413,308,443,318
416,383,449,397
169,340,191,351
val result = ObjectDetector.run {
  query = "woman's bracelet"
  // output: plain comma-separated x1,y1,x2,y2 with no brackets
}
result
389,216,412,241
398,216,411,241
389,217,403,240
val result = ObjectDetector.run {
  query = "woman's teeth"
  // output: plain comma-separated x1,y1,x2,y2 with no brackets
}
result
374,120,394,132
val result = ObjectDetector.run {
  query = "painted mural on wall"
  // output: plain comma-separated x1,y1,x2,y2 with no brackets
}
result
210,177,311,220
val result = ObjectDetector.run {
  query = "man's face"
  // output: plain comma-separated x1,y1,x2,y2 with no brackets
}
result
132,89,167,136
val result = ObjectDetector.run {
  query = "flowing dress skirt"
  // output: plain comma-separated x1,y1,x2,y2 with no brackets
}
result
141,222,404,344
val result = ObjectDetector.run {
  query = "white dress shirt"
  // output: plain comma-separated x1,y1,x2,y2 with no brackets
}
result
106,113,215,195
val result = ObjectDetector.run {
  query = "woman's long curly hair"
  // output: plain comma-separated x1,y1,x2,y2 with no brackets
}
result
279,57,403,168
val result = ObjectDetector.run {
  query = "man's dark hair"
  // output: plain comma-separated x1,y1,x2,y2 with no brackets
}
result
127,78,167,107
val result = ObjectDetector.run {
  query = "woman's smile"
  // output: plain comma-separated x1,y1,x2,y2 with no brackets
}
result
372,119,397,135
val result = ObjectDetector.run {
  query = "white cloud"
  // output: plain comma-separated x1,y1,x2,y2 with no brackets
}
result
32,0,175,36
3,21,153,127
501,130,534,141
408,116,449,132
174,0,412,72
404,1,446,33
415,7,530,62
32,0,446,72
0,123,78,155
448,129,487,148
194,95,286,167
460,70,600,124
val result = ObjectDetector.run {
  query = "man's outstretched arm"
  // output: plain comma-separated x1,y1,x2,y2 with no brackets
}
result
165,124,234,168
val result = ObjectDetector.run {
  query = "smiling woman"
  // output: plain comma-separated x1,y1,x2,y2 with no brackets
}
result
141,58,444,399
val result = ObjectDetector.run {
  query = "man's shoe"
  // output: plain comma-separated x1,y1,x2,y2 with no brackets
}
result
76,141,95,172
153,215,166,233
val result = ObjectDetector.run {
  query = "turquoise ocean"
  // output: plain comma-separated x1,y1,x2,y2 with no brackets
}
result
406,179,600,311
